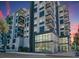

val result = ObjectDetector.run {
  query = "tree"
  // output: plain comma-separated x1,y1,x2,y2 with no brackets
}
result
0,17,9,52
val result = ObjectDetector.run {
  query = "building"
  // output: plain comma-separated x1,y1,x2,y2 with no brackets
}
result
0,1,70,53
30,1,70,53
5,8,30,52
6,15,13,52
30,1,60,53
58,5,70,52
12,8,30,52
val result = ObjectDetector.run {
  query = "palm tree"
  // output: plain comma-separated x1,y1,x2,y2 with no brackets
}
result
0,17,9,52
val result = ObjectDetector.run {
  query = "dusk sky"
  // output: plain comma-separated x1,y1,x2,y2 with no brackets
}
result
0,1,79,35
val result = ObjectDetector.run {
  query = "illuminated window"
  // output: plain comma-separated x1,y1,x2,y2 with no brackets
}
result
42,34,46,41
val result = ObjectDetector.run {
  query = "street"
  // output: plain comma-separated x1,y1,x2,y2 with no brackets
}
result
0,52,78,58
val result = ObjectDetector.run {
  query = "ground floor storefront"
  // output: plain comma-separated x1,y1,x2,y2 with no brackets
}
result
35,32,58,53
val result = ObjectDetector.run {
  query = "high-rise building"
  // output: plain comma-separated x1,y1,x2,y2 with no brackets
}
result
58,5,70,52
5,8,30,52
30,1,60,53
30,1,70,53
12,8,30,52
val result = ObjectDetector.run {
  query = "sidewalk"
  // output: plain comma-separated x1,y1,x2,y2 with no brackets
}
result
6,51,75,57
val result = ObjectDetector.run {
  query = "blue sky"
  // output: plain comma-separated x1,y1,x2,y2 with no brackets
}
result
0,1,30,16
0,1,79,25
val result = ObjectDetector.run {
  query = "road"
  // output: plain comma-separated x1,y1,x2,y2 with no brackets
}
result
0,52,77,58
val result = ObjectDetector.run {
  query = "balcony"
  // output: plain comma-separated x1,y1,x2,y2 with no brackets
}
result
46,7,54,16
45,2,52,9
46,23,54,29
46,14,54,20
46,19,54,29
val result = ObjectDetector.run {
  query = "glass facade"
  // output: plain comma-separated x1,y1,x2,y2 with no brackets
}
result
35,33,55,53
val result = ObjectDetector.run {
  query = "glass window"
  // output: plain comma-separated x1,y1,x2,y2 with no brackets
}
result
60,16,63,18
34,8,37,13
39,11,44,17
60,28,64,30
60,20,64,24
34,4,37,6
7,46,10,49
39,7,44,10
34,24,37,26
42,34,46,41
34,17,37,20
60,32,64,36
39,22,44,25
48,33,51,41
26,17,29,22
39,1,43,3
7,40,10,43
27,23,29,26
59,10,63,13
12,45,15,49
39,26,44,33
45,34,48,41
13,39,16,43
35,36,37,42
39,35,42,42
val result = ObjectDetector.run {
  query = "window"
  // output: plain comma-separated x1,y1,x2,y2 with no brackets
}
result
39,7,44,10
34,24,37,26
60,16,63,18
34,4,37,6
27,36,28,38
34,17,37,20
39,26,44,32
26,17,29,22
7,40,10,43
34,8,37,13
13,39,16,43
27,30,29,32
39,11,44,17
60,20,64,24
60,28,64,30
7,46,10,49
60,32,64,36
39,1,43,3
27,23,29,26
59,10,63,13
39,22,44,25
12,45,15,49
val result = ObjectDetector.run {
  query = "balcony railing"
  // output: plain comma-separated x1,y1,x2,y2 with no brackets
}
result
46,14,54,20
45,2,54,10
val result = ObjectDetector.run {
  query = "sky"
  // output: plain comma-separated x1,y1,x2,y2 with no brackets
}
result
0,1,79,41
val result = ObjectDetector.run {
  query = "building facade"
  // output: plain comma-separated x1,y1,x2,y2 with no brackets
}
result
5,8,31,52
58,5,70,52
30,1,59,53
0,1,70,53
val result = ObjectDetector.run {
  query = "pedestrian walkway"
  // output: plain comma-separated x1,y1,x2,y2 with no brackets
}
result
6,51,75,57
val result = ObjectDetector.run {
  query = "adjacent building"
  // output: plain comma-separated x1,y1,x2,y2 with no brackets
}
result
5,8,30,52
58,5,70,52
